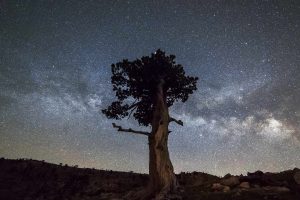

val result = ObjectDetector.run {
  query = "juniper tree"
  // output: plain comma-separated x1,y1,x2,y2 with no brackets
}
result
102,49,198,199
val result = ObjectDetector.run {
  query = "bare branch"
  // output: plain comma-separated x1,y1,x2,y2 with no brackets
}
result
125,101,141,119
127,105,138,119
169,117,183,126
127,101,140,110
112,123,150,136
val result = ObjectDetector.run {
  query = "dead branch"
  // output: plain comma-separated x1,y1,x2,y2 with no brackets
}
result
169,117,183,126
112,123,150,136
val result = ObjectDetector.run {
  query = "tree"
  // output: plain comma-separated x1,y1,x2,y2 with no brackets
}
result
102,49,198,199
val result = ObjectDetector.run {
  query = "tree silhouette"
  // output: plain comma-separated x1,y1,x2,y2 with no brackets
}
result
102,49,198,199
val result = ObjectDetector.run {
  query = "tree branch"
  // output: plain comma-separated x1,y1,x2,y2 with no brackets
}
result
112,123,150,136
169,117,183,126
126,100,140,119
127,105,138,119
127,101,140,110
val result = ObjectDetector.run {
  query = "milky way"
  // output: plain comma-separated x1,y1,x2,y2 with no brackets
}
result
0,0,299,176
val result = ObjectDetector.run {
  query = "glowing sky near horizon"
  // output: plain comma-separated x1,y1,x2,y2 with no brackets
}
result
0,0,300,176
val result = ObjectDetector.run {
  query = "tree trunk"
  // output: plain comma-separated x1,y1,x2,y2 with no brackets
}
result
147,79,178,199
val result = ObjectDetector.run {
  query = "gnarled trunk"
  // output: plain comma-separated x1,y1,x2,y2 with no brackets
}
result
147,79,177,199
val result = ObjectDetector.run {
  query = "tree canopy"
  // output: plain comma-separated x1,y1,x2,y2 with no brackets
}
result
102,49,198,126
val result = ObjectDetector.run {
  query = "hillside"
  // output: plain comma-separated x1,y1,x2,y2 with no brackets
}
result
0,158,299,200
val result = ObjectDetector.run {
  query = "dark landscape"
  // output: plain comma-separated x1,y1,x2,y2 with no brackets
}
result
1,158,300,200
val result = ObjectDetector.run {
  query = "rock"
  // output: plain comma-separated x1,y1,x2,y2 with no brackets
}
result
263,186,290,193
224,173,232,179
276,187,290,192
223,186,230,192
212,183,231,193
294,171,300,184
220,176,240,187
211,183,224,191
248,170,264,176
239,182,250,189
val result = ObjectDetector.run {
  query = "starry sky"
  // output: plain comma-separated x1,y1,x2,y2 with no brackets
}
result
0,0,299,176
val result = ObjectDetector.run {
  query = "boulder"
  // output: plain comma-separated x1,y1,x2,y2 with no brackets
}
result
294,171,300,184
263,186,290,193
220,176,240,187
276,187,290,193
239,182,250,189
223,186,231,192
224,173,232,179
212,183,231,192
248,170,264,176
211,183,224,191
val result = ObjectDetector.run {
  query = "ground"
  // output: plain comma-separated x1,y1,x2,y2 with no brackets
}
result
0,158,299,200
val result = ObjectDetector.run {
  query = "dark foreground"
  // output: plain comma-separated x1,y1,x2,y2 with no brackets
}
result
0,158,299,200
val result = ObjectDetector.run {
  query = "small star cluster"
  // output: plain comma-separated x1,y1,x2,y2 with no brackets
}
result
0,0,299,176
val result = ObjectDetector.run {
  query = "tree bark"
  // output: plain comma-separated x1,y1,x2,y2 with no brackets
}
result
146,79,178,199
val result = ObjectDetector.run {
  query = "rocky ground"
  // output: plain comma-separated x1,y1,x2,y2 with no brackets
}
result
0,158,299,200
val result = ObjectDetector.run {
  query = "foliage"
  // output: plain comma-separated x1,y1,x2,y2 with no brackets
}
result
102,49,198,126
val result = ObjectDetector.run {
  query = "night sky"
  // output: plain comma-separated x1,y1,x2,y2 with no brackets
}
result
0,0,299,176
